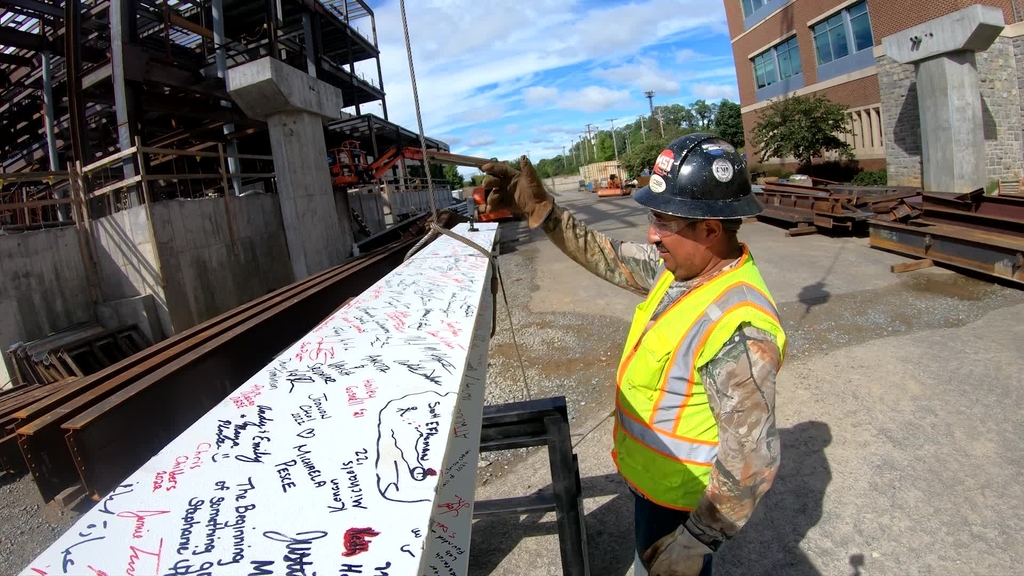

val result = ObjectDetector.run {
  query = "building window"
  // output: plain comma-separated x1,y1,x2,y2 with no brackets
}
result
741,0,766,18
753,37,801,90
813,1,873,65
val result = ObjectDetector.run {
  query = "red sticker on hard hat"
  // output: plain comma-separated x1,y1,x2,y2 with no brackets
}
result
653,150,675,176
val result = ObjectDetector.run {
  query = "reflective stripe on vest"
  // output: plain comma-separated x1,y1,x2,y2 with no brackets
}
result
649,282,780,433
612,247,786,510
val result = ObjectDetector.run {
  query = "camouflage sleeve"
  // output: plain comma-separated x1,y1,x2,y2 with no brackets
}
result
540,204,661,295
686,324,782,545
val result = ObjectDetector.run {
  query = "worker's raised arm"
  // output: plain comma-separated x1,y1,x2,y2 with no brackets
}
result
480,157,660,295
687,325,782,546
541,204,660,295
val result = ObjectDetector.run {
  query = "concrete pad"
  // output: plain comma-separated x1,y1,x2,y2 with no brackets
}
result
476,189,1024,575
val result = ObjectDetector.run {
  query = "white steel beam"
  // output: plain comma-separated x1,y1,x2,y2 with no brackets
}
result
21,222,499,576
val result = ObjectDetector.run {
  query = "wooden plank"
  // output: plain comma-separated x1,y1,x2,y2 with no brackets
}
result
0,171,70,183
786,225,819,237
139,146,273,161
0,196,75,211
890,259,934,274
89,174,142,198
82,146,138,174
26,223,500,575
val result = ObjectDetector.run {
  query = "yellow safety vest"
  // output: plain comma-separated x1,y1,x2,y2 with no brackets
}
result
612,246,786,510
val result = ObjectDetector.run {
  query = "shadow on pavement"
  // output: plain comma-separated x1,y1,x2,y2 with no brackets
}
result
715,421,833,576
469,422,833,575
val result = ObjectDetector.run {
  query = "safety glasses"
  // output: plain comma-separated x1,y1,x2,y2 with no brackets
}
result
647,212,696,236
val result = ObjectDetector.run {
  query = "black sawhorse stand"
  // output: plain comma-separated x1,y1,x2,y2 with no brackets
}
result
472,396,591,576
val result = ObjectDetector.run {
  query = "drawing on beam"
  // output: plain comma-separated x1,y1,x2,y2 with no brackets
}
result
376,391,456,502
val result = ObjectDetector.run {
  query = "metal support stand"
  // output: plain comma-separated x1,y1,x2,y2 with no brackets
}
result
473,397,591,576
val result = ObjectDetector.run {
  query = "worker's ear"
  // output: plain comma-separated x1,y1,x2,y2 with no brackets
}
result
697,220,723,246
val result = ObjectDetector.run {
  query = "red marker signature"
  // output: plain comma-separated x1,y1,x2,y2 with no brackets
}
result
342,527,380,557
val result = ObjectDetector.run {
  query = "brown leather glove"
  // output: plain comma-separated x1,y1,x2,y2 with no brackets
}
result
642,526,713,576
480,155,554,229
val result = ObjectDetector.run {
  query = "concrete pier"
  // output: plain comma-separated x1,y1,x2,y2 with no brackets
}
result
882,5,1005,193
227,57,352,279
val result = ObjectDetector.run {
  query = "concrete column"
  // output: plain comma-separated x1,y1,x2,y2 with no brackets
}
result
227,57,351,280
882,5,1005,192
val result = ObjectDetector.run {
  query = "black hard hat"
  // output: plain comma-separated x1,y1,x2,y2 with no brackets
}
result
634,133,762,219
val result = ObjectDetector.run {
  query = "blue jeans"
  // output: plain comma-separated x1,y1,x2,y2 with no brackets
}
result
633,491,713,576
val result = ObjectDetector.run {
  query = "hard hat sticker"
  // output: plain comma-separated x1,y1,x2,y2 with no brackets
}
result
702,142,736,156
712,158,734,182
654,150,675,176
649,175,667,193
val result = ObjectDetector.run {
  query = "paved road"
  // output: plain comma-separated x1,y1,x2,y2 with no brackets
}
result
473,189,1024,575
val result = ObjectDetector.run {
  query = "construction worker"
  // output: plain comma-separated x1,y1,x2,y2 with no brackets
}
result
481,133,786,576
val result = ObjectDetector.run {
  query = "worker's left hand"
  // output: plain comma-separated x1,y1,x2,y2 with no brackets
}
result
642,525,712,576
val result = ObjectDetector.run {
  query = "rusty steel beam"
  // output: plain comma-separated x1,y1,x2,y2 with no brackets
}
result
870,221,1024,285
16,238,416,502
61,239,419,500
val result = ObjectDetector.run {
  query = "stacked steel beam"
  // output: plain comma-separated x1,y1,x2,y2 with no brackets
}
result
754,182,921,233
870,189,1024,286
8,212,464,502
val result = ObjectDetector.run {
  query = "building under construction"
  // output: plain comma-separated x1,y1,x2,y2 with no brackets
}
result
0,0,457,387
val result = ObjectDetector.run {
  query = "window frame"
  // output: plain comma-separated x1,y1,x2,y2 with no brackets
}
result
751,35,802,91
741,0,767,19
811,1,873,66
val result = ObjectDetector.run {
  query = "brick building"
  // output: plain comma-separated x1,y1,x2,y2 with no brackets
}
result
725,0,1024,186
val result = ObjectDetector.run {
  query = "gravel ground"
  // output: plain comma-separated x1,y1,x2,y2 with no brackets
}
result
477,221,626,482
0,472,85,574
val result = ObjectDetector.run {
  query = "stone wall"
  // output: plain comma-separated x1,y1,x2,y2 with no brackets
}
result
877,54,922,187
879,36,1024,190
977,36,1023,183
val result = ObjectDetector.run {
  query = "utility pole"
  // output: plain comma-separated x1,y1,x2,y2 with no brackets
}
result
562,145,567,169
585,124,599,158
645,90,656,115
639,115,647,142
607,118,621,177
656,107,665,138
579,134,588,163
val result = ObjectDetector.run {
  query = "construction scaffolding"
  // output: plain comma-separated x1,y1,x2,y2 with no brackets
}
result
0,0,447,230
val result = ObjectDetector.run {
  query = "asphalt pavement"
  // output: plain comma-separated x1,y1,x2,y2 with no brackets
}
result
472,189,1024,575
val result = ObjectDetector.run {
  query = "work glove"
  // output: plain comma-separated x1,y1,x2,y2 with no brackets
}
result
642,525,713,576
480,155,554,229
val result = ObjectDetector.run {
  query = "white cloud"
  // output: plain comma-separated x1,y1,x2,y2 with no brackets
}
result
523,86,560,107
458,104,506,123
674,48,722,63
559,86,631,112
505,124,520,135
593,57,680,95
691,83,740,101
466,134,497,148
538,126,580,135
362,0,728,145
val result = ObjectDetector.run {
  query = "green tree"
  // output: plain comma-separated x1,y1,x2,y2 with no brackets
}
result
621,138,670,177
752,94,853,166
442,164,463,190
691,99,718,130
713,99,745,149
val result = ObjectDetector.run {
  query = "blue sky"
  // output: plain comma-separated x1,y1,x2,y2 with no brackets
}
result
349,0,738,173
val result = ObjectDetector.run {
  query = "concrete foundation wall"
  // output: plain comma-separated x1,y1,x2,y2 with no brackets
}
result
387,189,453,218
543,176,581,195
879,36,1024,189
0,227,94,387
149,194,293,335
90,205,164,303
344,191,387,235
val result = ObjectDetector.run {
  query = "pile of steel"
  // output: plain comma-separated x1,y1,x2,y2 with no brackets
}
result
754,182,921,233
869,189,1024,286
4,211,464,502
6,323,149,387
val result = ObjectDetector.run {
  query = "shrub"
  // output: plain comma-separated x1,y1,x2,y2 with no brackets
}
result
851,169,888,186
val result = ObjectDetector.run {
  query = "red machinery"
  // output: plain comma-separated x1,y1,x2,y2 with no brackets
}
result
328,140,516,222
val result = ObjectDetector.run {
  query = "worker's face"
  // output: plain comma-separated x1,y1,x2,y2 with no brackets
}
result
647,212,720,280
